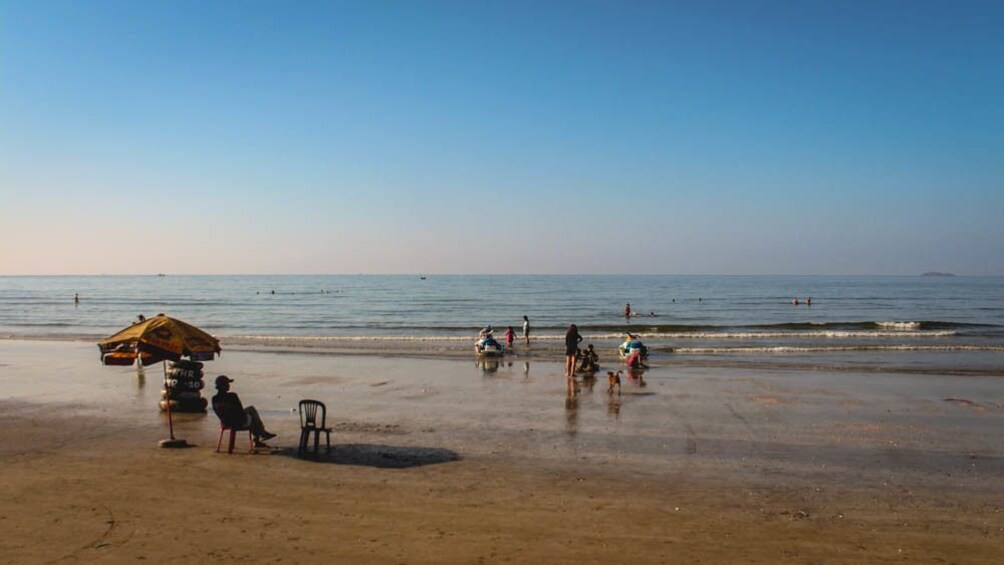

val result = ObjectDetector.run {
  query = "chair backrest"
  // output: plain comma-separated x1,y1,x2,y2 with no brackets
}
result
299,399,326,429
212,399,244,429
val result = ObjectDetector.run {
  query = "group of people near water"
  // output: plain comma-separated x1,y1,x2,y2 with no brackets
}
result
476,315,531,352
476,314,648,372
563,324,649,396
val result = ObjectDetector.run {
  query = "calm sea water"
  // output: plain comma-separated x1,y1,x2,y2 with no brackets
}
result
1,275,1002,369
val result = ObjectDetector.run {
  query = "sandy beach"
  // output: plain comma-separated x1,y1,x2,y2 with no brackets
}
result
1,338,1003,563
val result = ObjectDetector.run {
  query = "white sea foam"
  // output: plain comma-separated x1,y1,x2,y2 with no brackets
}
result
875,321,922,330
583,330,957,339
221,329,959,343
224,335,475,343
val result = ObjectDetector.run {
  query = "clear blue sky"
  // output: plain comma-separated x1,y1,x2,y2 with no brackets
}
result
2,0,1002,275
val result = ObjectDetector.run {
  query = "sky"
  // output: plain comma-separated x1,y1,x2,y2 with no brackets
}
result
1,0,1002,275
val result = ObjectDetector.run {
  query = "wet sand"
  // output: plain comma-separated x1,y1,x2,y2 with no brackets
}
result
1,339,1003,563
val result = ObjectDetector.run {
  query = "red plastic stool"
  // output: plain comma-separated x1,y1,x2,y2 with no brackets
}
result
216,423,254,454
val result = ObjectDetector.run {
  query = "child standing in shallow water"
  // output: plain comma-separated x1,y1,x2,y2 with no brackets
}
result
504,326,515,349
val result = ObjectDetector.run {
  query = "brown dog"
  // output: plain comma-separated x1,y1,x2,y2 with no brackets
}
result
607,370,622,395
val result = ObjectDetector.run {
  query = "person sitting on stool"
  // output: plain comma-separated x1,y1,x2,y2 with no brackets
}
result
211,375,276,447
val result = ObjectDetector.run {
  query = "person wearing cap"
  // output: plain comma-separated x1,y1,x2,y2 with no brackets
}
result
211,375,276,447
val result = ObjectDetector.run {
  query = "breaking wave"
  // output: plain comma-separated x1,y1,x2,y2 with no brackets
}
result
875,321,922,330
222,330,958,342
585,321,990,333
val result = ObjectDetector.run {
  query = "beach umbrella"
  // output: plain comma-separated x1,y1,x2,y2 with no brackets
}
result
98,314,220,364
98,314,221,448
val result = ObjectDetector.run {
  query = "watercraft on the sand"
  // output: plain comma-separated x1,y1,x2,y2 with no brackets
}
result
475,335,505,356
618,336,649,360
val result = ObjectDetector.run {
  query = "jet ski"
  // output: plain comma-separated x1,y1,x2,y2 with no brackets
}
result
475,333,505,356
618,335,649,359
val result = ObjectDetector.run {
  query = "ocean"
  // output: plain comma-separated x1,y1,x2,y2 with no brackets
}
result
1,275,1002,373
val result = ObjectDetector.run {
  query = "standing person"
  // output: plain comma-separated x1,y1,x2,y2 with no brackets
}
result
522,315,530,345
624,303,632,317
74,293,80,305
504,326,516,349
626,349,648,370
564,324,582,378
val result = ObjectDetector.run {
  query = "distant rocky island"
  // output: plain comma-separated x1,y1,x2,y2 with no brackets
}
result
921,272,955,277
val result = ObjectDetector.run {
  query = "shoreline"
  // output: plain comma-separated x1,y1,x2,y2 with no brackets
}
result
3,334,1003,378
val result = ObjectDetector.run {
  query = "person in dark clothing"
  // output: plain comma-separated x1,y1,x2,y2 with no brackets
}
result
564,324,583,378
578,343,599,373
211,375,276,447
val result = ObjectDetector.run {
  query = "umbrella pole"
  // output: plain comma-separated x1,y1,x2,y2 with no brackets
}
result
164,361,175,440
158,360,190,448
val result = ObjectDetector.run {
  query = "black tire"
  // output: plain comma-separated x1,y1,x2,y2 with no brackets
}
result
161,389,202,400
165,378,204,390
169,368,203,380
165,377,204,391
170,360,204,371
168,372,204,381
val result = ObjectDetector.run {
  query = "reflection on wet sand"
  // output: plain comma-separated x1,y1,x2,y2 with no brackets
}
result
564,393,578,436
475,357,522,374
626,367,647,388
475,357,501,374
607,394,621,419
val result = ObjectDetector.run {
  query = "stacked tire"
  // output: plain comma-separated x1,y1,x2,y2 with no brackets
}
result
159,360,209,413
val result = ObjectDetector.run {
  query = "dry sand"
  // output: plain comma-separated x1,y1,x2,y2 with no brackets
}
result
1,339,1003,563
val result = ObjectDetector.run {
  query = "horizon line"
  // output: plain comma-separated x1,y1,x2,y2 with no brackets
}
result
0,272,981,278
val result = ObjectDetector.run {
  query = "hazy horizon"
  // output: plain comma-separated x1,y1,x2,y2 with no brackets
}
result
2,1,1002,276
0,272,993,278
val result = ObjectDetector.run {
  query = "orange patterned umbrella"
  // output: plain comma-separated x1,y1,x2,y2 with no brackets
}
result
98,314,220,366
